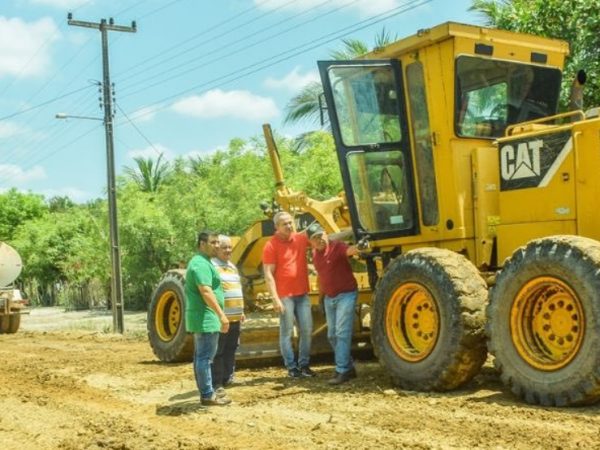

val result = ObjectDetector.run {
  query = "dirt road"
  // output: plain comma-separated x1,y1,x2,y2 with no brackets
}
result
1,309,599,449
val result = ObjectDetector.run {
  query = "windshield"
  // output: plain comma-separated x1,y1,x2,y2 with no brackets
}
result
327,64,402,146
455,56,562,138
347,150,414,233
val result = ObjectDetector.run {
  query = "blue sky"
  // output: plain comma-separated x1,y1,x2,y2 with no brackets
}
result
0,0,481,202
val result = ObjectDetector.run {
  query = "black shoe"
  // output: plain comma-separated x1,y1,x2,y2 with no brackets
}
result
328,368,357,385
288,367,302,378
300,366,317,378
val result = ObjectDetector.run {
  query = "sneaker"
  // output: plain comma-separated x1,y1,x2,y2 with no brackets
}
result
288,367,302,378
300,366,317,378
328,367,357,385
201,393,232,406
215,387,227,398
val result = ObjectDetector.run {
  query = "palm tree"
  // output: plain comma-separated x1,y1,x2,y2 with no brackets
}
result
284,28,397,127
123,153,171,193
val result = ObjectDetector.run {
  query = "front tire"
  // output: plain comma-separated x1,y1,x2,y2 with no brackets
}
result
147,270,194,362
371,248,488,391
488,236,600,406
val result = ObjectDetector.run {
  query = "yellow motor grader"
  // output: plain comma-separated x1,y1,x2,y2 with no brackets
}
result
149,22,600,406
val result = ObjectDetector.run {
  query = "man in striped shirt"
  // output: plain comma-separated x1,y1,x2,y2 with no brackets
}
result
211,235,245,395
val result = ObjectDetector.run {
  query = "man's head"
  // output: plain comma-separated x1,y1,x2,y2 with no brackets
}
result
216,235,233,262
273,211,294,239
197,230,220,257
306,223,327,251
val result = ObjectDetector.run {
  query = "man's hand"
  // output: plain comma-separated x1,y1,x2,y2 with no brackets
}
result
272,298,285,314
220,315,230,333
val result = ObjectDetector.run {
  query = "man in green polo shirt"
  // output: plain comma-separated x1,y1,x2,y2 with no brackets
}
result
185,230,231,406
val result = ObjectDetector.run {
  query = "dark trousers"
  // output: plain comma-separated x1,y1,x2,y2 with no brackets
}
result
211,321,241,388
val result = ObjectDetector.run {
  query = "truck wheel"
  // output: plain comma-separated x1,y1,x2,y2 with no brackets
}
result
7,313,20,333
0,315,9,333
488,236,600,406
372,248,487,391
147,270,194,362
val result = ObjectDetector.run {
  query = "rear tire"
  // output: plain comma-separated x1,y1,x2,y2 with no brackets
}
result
371,248,487,391
147,270,194,362
488,236,600,406
7,313,20,333
0,315,9,333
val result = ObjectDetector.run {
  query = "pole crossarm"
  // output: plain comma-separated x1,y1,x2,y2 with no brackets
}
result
68,18,136,33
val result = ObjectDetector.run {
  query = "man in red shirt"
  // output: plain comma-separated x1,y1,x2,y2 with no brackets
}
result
307,223,359,385
263,211,316,378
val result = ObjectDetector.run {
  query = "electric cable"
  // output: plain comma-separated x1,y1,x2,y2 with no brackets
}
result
125,0,431,122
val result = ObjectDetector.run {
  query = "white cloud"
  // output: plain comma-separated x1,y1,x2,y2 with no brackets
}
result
0,122,26,139
0,164,46,184
264,66,320,92
126,144,174,161
171,89,279,121
0,16,60,78
29,0,92,8
254,0,400,17
39,187,91,203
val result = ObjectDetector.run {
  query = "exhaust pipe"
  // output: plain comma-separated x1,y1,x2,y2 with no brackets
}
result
569,69,587,113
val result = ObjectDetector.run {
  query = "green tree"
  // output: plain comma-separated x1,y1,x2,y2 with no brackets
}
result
0,189,47,241
470,0,600,109
12,204,107,307
123,153,171,193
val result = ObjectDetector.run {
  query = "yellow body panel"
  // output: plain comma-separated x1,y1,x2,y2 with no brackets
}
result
497,220,576,264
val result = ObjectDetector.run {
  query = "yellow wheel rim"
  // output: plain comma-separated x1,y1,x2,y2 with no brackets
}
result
385,282,439,362
154,290,182,342
511,276,584,371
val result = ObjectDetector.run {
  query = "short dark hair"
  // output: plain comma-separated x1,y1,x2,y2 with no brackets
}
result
197,230,217,246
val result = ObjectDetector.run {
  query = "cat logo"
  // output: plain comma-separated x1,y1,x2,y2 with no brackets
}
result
498,131,572,191
500,139,543,180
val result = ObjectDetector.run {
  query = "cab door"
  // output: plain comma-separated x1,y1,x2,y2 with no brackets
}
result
318,60,418,240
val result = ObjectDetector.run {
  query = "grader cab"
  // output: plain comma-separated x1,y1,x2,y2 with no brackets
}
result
148,22,600,406
318,22,600,406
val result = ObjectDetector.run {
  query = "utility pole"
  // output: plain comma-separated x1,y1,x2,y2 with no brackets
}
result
67,14,136,333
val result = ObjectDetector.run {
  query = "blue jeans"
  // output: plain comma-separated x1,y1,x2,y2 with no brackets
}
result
324,290,357,374
193,332,220,399
279,294,313,369
212,321,241,389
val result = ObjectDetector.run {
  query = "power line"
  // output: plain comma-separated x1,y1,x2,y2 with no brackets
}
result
114,101,163,157
125,0,431,123
114,0,277,81
0,85,94,122
6,124,101,176
0,0,184,169
0,0,95,98
0,88,101,166
116,0,344,95
9,0,430,177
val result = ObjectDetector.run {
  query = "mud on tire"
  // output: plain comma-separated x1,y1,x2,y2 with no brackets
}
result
147,270,194,362
487,235,600,406
371,248,488,391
